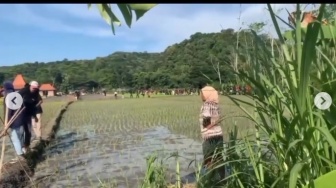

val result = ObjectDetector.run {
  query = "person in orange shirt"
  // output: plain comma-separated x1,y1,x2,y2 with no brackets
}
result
199,82,225,179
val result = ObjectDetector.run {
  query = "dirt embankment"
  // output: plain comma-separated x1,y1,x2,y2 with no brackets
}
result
0,101,74,188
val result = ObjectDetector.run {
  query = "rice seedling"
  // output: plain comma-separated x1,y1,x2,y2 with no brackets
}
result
31,96,252,187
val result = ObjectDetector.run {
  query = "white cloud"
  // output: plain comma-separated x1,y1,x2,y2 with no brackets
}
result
113,4,296,51
0,4,321,51
0,4,116,38
43,4,106,22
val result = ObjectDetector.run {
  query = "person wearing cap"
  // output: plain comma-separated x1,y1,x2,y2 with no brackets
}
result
30,81,43,141
2,81,26,162
17,81,41,153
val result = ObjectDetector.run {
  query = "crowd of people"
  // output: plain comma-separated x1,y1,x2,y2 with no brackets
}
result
1,81,43,163
109,85,252,99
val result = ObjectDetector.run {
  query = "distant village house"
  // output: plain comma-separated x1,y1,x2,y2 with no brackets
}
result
12,74,26,91
39,84,56,97
12,74,56,97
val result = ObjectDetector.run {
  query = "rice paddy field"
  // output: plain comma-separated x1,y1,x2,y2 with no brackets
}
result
24,94,253,188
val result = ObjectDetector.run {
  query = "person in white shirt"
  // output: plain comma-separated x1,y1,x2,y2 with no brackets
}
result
114,91,117,99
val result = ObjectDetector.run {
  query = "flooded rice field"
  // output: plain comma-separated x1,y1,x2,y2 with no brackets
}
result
31,96,252,187
0,95,254,187
34,126,202,187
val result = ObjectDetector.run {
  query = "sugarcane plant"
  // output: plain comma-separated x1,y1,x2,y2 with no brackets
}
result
225,3,336,188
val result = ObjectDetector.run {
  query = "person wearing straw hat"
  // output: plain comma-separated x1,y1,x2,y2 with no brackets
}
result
2,81,26,162
199,82,225,179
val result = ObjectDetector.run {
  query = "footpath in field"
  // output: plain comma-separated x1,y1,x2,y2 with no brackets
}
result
33,98,204,187
0,99,73,187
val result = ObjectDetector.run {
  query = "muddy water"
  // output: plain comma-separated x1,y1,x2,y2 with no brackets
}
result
33,126,203,188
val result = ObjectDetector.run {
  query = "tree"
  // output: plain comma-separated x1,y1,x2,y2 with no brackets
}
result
248,22,267,34
324,4,336,21
0,5,280,91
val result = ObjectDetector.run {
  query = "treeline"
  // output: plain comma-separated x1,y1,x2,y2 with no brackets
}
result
0,29,274,91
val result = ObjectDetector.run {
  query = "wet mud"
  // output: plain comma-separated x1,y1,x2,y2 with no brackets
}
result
33,126,203,187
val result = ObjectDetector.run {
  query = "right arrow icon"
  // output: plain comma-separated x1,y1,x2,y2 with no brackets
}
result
321,97,326,105
314,92,332,110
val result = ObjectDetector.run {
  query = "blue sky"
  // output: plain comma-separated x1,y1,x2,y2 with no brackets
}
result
0,4,315,66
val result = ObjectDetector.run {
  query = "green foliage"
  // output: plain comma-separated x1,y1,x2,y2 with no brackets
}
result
284,4,336,42
142,154,168,188
304,170,336,188
0,30,272,91
248,22,267,34
318,4,336,23
284,25,336,40
221,3,336,188
88,4,157,34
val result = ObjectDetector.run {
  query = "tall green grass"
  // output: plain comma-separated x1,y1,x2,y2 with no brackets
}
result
222,4,336,188
143,4,336,188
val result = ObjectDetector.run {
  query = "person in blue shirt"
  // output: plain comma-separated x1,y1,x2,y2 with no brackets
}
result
2,81,26,162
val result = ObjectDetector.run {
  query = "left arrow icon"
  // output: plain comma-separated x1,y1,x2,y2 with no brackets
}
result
5,93,23,110
11,97,17,105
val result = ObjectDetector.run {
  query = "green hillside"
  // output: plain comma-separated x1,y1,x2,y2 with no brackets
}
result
0,29,270,91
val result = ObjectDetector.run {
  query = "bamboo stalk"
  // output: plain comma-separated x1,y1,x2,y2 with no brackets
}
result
0,109,35,186
0,106,9,178
0,118,9,138
0,96,42,185
0,107,25,138
0,100,42,139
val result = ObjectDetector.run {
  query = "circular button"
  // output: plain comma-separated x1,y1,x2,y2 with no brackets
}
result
314,92,332,110
5,92,23,110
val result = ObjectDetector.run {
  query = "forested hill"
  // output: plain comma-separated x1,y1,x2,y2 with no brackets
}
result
0,29,269,91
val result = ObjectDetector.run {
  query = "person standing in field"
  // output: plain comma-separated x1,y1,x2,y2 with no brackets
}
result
130,89,133,98
135,90,139,98
2,81,26,162
18,82,40,154
75,90,80,100
114,91,118,99
31,83,43,142
146,90,151,98
199,83,225,179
